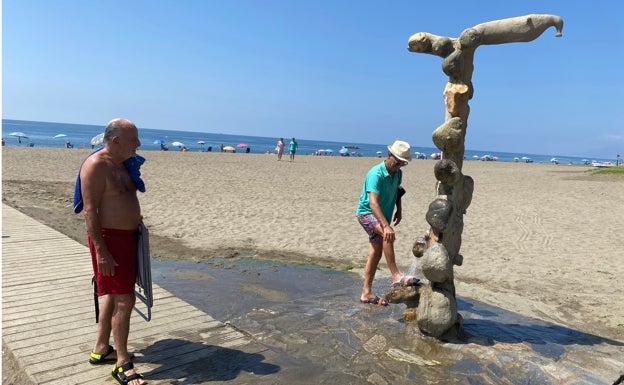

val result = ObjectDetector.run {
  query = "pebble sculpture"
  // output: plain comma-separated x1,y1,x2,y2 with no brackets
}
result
387,14,563,340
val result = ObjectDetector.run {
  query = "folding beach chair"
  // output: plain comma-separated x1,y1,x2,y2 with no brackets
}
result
134,222,153,321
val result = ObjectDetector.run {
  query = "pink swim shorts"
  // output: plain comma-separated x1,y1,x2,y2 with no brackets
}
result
357,214,382,244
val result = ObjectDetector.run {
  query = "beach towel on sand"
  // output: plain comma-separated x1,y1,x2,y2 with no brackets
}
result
73,150,146,214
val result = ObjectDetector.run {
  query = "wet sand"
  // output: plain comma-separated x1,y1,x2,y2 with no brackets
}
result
2,147,624,383
151,256,624,384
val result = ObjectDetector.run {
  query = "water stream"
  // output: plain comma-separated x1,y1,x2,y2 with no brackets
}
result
150,257,623,384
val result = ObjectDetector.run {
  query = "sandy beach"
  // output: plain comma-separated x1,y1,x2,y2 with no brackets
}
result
2,147,623,343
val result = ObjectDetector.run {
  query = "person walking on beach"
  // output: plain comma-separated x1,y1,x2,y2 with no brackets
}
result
289,137,298,161
276,137,285,161
356,140,419,306
78,118,146,385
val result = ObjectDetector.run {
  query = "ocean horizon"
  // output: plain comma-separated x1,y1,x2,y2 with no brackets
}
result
1,119,614,165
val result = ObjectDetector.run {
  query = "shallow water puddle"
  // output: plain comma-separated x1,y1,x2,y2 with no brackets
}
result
152,257,624,384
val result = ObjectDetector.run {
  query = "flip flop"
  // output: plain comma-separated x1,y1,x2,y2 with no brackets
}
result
112,361,145,385
89,345,116,365
89,345,136,365
393,276,421,288
360,295,388,306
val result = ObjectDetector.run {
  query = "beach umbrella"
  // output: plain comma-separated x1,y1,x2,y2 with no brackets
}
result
339,148,349,155
54,134,67,138
197,140,206,150
325,149,333,153
153,139,165,145
90,133,105,146
9,132,28,143
236,143,247,148
223,145,235,152
171,141,185,148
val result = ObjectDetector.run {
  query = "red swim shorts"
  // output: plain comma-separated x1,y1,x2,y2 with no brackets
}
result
88,228,138,296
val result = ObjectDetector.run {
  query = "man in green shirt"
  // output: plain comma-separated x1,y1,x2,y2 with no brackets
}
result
356,140,419,305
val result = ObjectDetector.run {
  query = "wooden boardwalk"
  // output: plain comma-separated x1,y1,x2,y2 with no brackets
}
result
2,204,276,384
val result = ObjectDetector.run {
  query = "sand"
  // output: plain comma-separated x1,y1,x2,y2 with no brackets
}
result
2,146,623,342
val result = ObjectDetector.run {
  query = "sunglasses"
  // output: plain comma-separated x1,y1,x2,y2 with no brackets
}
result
390,153,409,167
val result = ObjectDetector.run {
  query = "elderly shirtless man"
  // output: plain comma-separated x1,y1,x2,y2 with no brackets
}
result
80,118,145,385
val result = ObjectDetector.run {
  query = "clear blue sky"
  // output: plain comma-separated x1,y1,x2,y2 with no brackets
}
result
3,0,623,157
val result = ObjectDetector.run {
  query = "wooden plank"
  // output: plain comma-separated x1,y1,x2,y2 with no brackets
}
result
2,204,260,385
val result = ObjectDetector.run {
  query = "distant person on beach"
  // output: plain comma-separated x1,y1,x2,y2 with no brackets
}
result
356,140,419,306
1,138,5,146
289,137,298,161
276,138,285,160
78,118,146,385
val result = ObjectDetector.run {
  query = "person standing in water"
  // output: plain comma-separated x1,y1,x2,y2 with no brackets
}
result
356,140,419,306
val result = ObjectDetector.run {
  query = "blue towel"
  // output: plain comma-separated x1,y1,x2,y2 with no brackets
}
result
73,151,146,214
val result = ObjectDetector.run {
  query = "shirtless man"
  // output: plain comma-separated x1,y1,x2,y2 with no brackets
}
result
80,118,145,385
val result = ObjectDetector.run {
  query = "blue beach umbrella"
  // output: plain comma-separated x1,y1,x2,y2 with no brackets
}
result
339,148,349,155
9,131,28,140
153,139,165,145
9,132,29,144
54,133,67,138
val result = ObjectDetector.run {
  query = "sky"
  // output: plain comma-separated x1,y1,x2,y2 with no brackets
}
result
2,0,623,158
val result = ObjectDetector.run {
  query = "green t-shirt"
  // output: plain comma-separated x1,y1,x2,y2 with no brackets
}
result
356,161,402,222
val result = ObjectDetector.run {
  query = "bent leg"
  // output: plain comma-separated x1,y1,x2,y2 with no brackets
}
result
382,238,403,283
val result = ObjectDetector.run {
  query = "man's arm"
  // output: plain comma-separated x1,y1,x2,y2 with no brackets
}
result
394,186,405,226
369,192,395,242
81,158,118,275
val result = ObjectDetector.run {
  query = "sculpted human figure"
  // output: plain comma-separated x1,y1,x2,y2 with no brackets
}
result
397,15,563,339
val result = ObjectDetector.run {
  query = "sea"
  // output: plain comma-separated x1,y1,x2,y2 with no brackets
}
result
0,119,607,164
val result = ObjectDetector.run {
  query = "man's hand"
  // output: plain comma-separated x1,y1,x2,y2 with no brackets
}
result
393,211,402,226
97,252,119,276
383,225,396,242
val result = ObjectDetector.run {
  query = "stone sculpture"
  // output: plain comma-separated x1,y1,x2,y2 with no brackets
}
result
388,14,563,340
